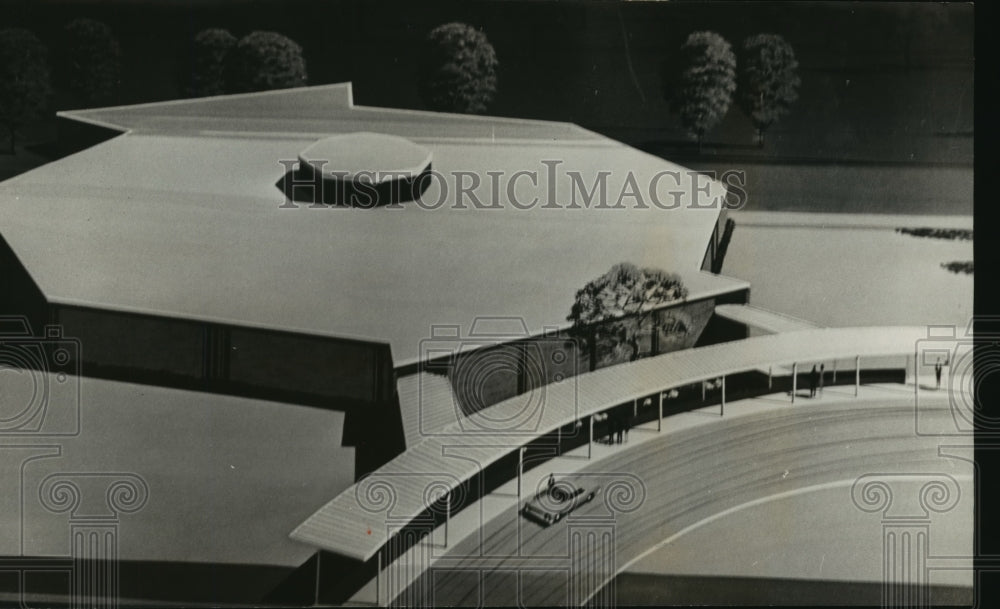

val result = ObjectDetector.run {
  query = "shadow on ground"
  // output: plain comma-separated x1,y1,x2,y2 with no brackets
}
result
603,572,973,606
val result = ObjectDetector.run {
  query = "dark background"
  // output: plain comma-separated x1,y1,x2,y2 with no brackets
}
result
1,0,974,165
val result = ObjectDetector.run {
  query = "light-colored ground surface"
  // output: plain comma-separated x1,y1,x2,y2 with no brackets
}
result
351,382,972,606
0,375,353,566
730,211,973,229
690,162,973,215
627,477,971,581
722,212,973,328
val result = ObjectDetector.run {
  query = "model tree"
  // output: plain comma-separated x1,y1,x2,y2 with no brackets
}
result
63,18,121,107
0,28,52,154
567,263,689,364
738,34,800,146
418,22,498,114
185,28,237,97
666,31,737,149
225,31,308,93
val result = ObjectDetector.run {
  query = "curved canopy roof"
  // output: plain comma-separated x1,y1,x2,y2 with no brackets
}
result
290,325,927,561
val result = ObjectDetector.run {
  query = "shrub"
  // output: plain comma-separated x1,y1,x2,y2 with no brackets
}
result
0,28,52,153
185,28,237,97
63,18,121,107
738,34,800,145
666,31,737,146
225,31,307,94
418,22,498,114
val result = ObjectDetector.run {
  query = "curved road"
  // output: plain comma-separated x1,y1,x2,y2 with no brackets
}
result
393,397,970,606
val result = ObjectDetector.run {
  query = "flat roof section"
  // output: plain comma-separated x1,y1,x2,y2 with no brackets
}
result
715,304,819,333
289,325,928,562
4,374,352,568
58,83,602,142
396,372,459,448
1,84,735,366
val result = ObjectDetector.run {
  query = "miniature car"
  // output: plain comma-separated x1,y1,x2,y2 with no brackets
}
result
521,480,602,526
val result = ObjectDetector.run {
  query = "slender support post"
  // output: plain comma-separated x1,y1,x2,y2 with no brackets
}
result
657,392,663,432
556,425,561,456
721,375,726,417
376,549,382,607
701,380,706,402
768,366,773,390
633,399,638,418
444,492,450,547
314,551,321,606
651,309,660,356
588,327,597,372
588,417,593,459
833,360,837,383
855,355,861,396
914,346,919,409
517,342,527,394
517,446,525,503
791,362,798,403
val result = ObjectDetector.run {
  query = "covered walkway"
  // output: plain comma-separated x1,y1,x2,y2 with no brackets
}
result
290,326,928,563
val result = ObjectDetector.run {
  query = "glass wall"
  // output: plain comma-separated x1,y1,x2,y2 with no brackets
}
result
54,305,388,406
448,343,522,416
57,306,204,379
228,328,378,402
444,295,728,415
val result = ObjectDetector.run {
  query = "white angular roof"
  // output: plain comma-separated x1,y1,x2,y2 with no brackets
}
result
0,83,743,365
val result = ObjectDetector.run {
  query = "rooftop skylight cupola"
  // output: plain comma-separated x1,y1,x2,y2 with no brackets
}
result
292,132,433,207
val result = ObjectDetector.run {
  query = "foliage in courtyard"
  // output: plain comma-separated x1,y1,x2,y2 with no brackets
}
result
418,22,498,114
940,261,973,275
225,31,308,93
737,34,801,145
665,31,737,146
567,262,689,363
185,28,238,97
0,28,52,154
896,227,973,241
62,18,122,107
